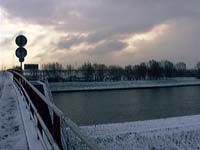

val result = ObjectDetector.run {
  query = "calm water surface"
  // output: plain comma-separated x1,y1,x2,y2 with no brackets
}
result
53,86,200,125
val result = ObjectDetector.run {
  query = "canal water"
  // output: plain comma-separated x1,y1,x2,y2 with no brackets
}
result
53,86,200,126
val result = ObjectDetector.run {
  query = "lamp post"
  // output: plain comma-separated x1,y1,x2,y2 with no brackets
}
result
15,35,27,74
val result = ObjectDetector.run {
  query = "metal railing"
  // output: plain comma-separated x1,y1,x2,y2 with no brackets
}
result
12,71,99,150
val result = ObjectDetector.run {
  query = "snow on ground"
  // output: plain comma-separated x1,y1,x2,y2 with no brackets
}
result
0,72,28,150
49,77,200,92
82,115,200,150
2,72,199,149
0,72,46,150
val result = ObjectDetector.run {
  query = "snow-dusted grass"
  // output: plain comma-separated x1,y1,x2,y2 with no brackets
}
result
82,115,200,150
50,77,200,92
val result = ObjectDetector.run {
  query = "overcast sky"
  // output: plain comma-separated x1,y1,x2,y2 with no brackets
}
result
0,0,200,68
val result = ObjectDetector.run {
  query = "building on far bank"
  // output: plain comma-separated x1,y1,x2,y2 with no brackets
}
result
24,64,39,80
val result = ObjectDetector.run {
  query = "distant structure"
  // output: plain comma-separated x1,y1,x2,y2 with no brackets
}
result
24,64,38,80
176,62,187,70
24,64,38,70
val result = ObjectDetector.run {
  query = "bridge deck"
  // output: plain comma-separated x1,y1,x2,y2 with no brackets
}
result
0,72,45,150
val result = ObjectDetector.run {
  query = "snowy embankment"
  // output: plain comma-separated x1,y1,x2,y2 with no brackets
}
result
82,115,200,150
50,77,200,92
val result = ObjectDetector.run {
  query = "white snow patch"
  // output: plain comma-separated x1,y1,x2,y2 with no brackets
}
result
82,115,200,150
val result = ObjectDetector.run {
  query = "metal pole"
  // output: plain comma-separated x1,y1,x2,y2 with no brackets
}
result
20,62,23,75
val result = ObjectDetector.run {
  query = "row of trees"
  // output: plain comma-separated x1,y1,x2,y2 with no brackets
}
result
196,62,200,79
39,60,200,82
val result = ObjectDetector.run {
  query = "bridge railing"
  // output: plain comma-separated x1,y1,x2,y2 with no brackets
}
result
12,71,99,150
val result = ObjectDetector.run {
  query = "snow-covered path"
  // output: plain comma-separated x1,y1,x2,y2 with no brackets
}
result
0,72,46,150
82,115,200,150
0,72,28,150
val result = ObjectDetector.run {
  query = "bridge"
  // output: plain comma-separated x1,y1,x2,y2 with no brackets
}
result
2,70,200,149
0,71,99,150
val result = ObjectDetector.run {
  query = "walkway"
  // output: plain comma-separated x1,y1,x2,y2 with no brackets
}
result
0,72,45,150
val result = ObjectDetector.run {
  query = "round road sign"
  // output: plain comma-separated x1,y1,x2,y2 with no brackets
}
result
15,35,27,47
15,47,27,59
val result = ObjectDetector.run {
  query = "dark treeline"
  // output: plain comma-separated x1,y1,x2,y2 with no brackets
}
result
37,60,200,82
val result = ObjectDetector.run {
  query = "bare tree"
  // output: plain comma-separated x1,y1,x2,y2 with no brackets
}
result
42,62,63,81
108,65,123,81
80,62,94,81
93,63,107,81
66,64,74,81
148,60,163,79
124,65,133,80
176,62,187,77
162,60,175,78
196,62,200,78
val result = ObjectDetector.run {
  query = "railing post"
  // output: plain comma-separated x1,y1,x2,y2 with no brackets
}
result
53,112,62,149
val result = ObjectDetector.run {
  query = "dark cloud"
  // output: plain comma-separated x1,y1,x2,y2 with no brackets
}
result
53,32,120,50
54,35,85,50
131,18,200,67
53,33,127,54
1,0,200,66
2,0,200,34
85,32,113,44
85,40,128,55
0,0,57,24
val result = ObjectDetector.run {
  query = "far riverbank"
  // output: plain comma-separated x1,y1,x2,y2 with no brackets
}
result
49,77,200,92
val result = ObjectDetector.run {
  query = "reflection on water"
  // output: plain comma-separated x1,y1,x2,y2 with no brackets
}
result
53,86,200,126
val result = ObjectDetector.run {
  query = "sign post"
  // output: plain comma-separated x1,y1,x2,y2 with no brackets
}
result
15,35,27,74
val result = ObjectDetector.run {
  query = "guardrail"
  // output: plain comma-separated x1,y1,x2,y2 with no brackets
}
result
12,71,99,150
